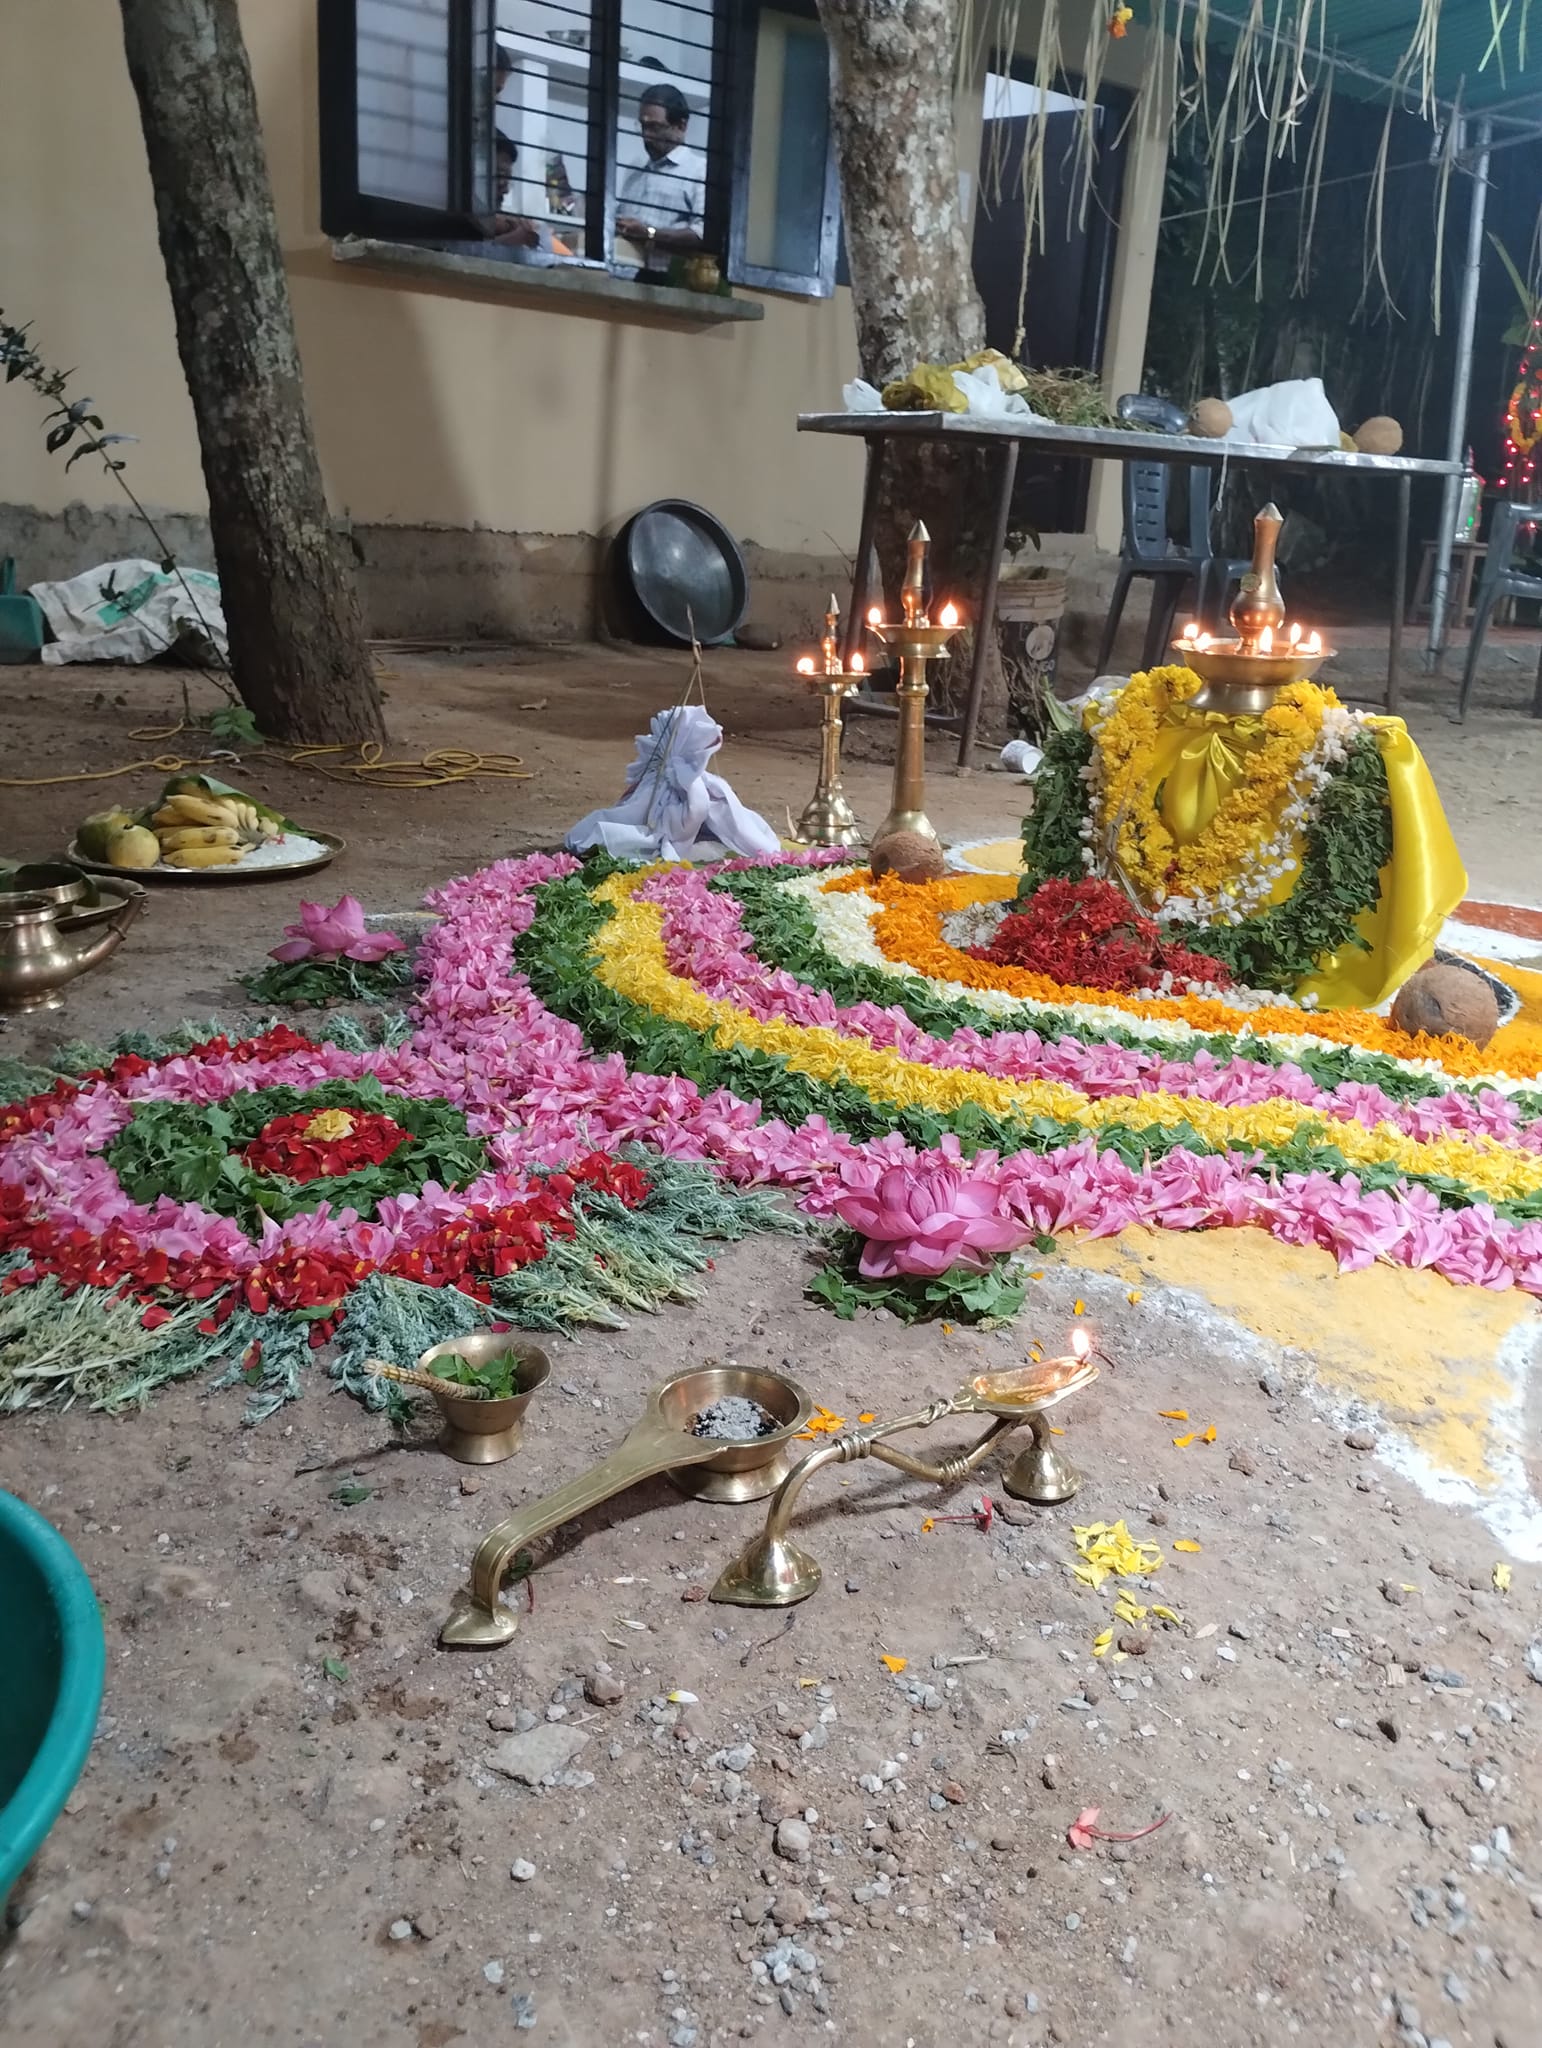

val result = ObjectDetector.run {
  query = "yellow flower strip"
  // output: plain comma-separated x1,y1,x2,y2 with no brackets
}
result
592,874,1542,1203
823,869,1542,1083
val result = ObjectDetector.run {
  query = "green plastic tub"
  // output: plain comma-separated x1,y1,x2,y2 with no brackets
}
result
0,1490,105,1908
0,559,44,663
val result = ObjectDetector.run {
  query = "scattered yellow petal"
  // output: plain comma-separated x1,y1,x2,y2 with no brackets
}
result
1158,1409,1189,1421
1030,1343,1044,1360
1400,1582,1418,1593
1127,1289,1143,1304
1149,1604,1182,1623
1493,1562,1512,1593
1029,1271,1045,1280
880,1654,907,1673
1172,1431,1197,1448
1201,1424,1217,1444
798,1404,848,1440
1173,1539,1202,1553
1073,1300,1086,1315
798,1676,820,1688
1049,1424,1065,1435
858,1412,876,1425
1070,1519,1163,1587
941,1322,955,1335
920,1517,936,1534
1091,1627,1114,1659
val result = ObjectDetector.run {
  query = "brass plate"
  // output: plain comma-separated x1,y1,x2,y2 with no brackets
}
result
65,831,343,885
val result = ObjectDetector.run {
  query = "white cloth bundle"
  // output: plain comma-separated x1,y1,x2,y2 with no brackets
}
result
566,705,780,863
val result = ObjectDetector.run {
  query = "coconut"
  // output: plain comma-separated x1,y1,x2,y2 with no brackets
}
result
1353,415,1403,456
870,829,946,884
1390,962,1500,1048
1188,397,1234,439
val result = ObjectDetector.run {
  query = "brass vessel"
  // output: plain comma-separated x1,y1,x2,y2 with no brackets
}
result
1172,502,1336,713
1228,501,1286,649
416,1332,552,1464
0,888,143,1013
441,1364,814,1647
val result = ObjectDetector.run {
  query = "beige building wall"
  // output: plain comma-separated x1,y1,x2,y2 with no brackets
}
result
0,0,1169,639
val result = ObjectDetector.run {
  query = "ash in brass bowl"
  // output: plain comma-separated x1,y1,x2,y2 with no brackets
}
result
661,1365,815,1503
419,1332,551,1464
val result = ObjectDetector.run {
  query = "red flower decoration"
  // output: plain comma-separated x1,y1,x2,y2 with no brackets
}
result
242,1107,410,1184
975,878,1233,994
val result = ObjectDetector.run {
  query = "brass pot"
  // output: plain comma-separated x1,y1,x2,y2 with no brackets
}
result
682,254,721,294
0,889,142,1013
419,1332,551,1464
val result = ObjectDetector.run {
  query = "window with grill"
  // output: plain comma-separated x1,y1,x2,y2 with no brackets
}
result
319,0,841,297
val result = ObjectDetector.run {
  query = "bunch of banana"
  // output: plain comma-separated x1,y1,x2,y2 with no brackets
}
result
148,789,277,869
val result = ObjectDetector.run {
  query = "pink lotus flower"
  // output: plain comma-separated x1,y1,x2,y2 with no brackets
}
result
271,895,405,965
834,1144,1036,1279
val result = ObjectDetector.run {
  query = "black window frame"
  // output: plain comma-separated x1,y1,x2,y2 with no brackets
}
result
723,0,841,299
320,0,493,242
320,0,745,277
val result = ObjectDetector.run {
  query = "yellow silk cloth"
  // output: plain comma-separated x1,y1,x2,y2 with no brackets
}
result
1150,707,1467,1010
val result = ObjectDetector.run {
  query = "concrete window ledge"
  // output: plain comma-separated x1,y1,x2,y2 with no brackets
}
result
329,237,764,326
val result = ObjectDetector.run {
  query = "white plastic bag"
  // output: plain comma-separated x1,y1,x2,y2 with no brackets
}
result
29,558,227,666
843,379,885,412
566,705,780,863
951,364,1046,420
1223,377,1341,451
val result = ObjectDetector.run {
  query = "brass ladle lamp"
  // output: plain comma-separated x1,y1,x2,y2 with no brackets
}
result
711,1349,1097,1609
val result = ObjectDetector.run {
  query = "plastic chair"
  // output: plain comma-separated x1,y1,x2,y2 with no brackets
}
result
1457,499,1542,722
1095,396,1249,671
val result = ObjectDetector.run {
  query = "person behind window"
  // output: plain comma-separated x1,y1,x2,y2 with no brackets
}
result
615,84,705,277
436,133,568,266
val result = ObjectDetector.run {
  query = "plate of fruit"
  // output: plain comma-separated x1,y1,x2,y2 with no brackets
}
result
69,776,342,882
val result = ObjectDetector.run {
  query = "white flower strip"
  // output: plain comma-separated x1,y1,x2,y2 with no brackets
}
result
779,869,1532,1096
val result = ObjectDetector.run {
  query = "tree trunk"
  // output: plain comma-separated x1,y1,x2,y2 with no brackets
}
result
817,0,1007,737
117,0,385,746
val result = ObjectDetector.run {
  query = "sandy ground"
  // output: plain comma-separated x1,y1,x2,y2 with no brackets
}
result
1,647,1541,2048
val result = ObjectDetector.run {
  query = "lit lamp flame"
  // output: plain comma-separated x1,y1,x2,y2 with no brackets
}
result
938,601,960,628
850,650,865,673
1303,628,1322,656
796,655,816,675
1287,621,1302,647
1069,1327,1092,1361
1196,631,1212,652
1180,621,1199,644
867,605,883,627
1258,624,1274,654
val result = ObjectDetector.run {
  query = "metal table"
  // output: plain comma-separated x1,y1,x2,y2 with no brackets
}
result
797,410,1462,766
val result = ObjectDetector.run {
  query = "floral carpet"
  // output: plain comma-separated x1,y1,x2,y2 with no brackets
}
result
4,847,1542,1421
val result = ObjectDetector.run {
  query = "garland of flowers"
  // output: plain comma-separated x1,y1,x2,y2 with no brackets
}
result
1019,671,1394,992
1086,664,1327,916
